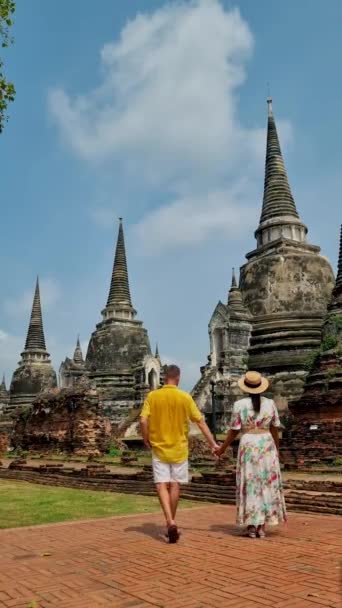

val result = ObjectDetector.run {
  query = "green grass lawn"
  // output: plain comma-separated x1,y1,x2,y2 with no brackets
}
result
0,480,205,529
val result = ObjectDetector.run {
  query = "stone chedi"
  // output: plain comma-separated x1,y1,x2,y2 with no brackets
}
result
8,278,57,413
192,269,252,426
84,219,161,425
193,99,335,418
282,226,342,466
0,375,9,414
59,337,86,388
240,99,335,406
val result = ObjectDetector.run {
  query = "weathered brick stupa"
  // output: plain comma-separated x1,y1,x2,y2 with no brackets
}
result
281,226,342,467
240,99,335,407
193,99,335,418
7,278,57,414
192,269,252,428
84,219,161,425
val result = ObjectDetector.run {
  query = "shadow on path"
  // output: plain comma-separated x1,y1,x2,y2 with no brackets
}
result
209,524,241,537
124,522,167,542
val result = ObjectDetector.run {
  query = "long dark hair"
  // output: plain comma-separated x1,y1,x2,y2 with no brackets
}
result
250,393,261,414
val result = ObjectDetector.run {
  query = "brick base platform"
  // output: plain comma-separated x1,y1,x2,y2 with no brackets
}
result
0,506,341,608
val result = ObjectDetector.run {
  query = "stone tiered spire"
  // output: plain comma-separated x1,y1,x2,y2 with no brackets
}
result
227,268,249,315
0,374,9,411
0,374,8,397
155,343,161,361
335,224,342,290
329,224,342,311
103,219,136,321
9,278,57,412
260,98,299,223
73,336,84,364
255,99,307,248
24,278,47,352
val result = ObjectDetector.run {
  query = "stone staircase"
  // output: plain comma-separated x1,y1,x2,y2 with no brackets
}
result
191,366,215,402
117,407,142,437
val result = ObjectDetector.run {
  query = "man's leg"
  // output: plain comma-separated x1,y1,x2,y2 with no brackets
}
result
169,460,188,526
152,457,175,529
169,482,180,520
156,482,175,527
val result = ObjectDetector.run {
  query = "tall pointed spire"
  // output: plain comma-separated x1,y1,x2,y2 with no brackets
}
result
231,268,237,288
155,343,160,360
254,99,307,249
24,277,47,352
336,224,342,290
106,219,132,308
1,374,6,389
0,373,9,401
227,269,248,314
329,224,342,312
73,336,84,364
260,98,299,223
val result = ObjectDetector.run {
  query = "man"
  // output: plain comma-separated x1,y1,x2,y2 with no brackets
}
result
140,364,218,543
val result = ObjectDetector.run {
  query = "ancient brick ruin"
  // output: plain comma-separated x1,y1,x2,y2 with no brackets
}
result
282,225,342,467
12,386,111,456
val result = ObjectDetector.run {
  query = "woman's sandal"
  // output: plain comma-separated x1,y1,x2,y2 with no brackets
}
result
257,525,266,538
247,526,257,538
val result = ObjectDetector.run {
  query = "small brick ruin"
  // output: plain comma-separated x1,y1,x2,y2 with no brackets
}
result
12,387,112,457
281,234,342,469
0,432,8,456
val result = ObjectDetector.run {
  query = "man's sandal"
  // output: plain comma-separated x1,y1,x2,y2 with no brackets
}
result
167,525,179,544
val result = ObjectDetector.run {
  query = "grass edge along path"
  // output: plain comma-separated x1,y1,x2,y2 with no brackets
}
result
0,479,207,529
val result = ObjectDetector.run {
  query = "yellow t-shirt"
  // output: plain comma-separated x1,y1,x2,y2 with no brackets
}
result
140,385,203,463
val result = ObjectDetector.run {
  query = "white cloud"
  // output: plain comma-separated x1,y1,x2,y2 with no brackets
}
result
49,1,253,179
3,278,61,319
133,186,257,254
48,0,293,254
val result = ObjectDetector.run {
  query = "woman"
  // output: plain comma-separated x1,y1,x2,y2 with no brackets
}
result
215,371,286,538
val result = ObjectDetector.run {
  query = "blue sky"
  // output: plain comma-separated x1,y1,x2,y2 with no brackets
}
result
1,0,341,390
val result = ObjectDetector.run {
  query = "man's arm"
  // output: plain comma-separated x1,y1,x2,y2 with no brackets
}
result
140,417,151,449
196,418,218,450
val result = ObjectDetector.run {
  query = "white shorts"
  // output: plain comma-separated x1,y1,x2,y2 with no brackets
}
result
152,455,189,484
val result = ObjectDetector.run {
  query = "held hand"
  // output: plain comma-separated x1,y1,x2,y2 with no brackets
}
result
213,444,225,459
211,443,220,460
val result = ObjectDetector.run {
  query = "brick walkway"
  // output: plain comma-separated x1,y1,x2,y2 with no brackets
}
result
0,506,341,608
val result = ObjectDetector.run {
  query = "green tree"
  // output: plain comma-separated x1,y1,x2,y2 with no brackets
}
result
0,0,15,133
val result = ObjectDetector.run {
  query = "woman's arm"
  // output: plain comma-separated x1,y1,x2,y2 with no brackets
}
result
270,425,279,452
215,429,239,457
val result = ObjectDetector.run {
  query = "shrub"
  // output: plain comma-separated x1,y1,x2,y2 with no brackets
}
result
321,335,338,352
106,445,122,457
304,351,320,372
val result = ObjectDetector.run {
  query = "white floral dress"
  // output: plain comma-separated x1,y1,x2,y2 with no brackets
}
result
230,397,287,527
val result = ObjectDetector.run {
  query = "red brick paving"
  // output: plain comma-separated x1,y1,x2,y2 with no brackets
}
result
0,506,341,608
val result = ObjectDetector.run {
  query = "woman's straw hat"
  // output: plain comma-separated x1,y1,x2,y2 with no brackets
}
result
238,371,269,394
